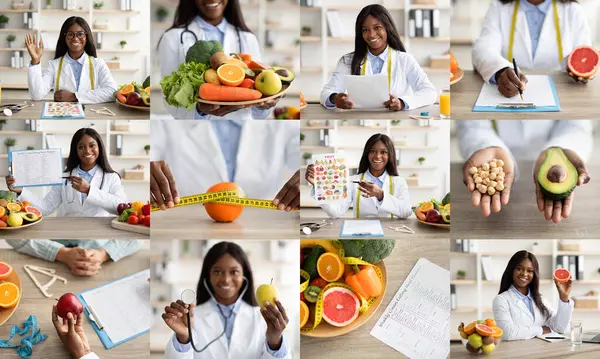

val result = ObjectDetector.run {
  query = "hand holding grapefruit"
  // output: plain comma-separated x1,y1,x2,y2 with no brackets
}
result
567,46,599,82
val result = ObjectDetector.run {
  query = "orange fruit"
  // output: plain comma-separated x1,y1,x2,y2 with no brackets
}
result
0,262,13,280
224,57,248,69
491,326,503,338
286,107,300,119
217,64,246,87
485,318,497,327
419,202,433,214
443,203,450,211
0,207,5,217
0,282,20,309
450,52,459,72
317,252,344,282
464,321,477,335
300,300,309,328
204,182,245,223
120,84,135,95
6,203,21,212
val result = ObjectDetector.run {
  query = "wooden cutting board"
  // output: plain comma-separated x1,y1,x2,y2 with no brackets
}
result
110,218,150,235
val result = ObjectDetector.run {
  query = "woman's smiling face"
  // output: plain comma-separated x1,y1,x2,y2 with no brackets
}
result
367,140,389,173
512,258,535,290
196,0,228,22
76,135,98,168
209,253,244,305
361,15,387,52
65,23,86,55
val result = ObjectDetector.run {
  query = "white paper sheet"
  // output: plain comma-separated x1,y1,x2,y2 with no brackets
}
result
475,75,557,107
81,269,151,344
537,331,568,343
340,219,384,236
370,258,450,359
11,149,63,187
345,74,389,109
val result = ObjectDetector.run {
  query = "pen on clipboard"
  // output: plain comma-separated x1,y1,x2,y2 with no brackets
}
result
545,336,566,340
512,58,524,101
86,304,104,331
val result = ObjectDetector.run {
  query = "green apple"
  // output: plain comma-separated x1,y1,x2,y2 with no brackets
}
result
468,333,483,349
256,281,279,309
255,70,282,96
7,213,22,227
481,343,495,354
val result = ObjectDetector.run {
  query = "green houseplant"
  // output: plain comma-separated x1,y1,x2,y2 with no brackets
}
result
93,2,104,9
26,146,34,150
4,138,16,153
144,144,150,155
302,152,312,165
300,133,305,142
418,157,426,165
456,270,466,280
6,34,16,48
0,15,9,29
156,7,169,22
119,40,127,49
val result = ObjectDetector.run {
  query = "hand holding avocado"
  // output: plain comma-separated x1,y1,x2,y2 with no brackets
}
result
463,147,515,217
534,147,590,224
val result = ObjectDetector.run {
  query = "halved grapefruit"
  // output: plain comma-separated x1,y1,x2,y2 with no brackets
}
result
491,326,503,339
475,324,494,337
0,262,13,280
0,282,20,309
554,268,571,283
568,46,599,79
322,287,360,327
464,321,477,335
25,206,42,217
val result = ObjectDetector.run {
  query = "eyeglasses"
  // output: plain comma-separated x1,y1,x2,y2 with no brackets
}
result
65,31,86,40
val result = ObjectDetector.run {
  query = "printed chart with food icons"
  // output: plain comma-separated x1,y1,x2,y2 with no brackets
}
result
41,102,85,119
313,153,348,203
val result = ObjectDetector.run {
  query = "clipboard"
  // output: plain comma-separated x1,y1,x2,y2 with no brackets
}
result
76,269,150,349
8,148,64,188
41,102,85,119
340,219,385,237
472,75,561,112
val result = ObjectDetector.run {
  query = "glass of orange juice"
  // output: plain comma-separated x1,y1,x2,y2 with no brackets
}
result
440,88,450,119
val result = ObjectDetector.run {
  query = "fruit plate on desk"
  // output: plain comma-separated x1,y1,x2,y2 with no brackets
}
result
451,68,464,85
0,266,21,326
115,99,150,112
416,217,450,229
300,240,388,338
197,84,290,106
110,218,150,235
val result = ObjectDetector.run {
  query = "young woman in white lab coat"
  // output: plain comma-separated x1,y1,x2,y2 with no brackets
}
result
306,133,412,219
5,128,127,217
158,0,279,120
162,242,291,359
149,120,299,211
26,17,117,104
472,0,592,98
320,4,437,111
493,250,573,341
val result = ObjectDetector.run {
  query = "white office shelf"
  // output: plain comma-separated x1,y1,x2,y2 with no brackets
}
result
0,9,39,13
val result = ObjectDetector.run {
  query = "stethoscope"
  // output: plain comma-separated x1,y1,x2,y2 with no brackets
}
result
180,277,249,352
0,102,33,117
300,220,334,235
180,24,243,54
64,169,106,204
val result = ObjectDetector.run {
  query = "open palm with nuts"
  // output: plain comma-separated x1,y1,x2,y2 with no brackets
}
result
462,147,515,216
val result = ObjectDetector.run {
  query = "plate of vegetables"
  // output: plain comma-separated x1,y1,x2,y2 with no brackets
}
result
110,201,150,235
300,240,392,337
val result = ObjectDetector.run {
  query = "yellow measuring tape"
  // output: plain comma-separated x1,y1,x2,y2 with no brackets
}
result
361,46,392,91
300,241,384,334
507,0,563,62
149,189,285,212
55,55,95,92
355,173,394,219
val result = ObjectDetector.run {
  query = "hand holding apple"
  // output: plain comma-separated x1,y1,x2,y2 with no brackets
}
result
52,304,91,359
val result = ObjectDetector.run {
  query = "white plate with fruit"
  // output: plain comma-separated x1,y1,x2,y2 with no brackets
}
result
0,197,43,230
110,201,150,235
115,79,150,111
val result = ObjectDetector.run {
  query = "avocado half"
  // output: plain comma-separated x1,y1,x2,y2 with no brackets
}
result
272,66,295,84
537,147,578,200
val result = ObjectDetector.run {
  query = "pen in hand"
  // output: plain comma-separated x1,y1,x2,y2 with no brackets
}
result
512,58,524,101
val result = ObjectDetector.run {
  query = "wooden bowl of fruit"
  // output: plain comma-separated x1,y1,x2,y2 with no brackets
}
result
115,82,150,111
300,240,389,338
0,262,22,326
414,193,450,229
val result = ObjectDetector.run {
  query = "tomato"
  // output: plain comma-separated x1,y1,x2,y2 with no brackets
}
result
300,292,306,303
310,278,328,290
127,215,139,225
0,221,6,227
138,214,146,224
239,78,255,89
1,215,7,222
144,216,150,227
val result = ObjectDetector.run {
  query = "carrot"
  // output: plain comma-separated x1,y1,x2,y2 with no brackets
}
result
199,83,262,102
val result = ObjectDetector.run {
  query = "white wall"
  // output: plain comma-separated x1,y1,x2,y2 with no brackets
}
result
0,120,149,210
0,0,150,90
150,239,300,357
451,239,600,341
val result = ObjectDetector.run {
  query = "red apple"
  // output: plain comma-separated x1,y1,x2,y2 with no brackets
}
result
425,209,441,223
56,293,84,319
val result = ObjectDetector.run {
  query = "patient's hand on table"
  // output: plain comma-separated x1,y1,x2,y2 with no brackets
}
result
52,305,91,359
56,247,109,276
463,147,515,217
332,93,354,109
533,148,590,224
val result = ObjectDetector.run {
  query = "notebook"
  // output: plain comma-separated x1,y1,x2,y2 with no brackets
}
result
41,102,85,119
340,219,385,237
76,269,151,349
537,331,567,343
473,75,560,112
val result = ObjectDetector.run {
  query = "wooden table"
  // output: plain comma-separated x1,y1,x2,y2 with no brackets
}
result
152,206,299,239
301,103,440,120
301,239,449,359
0,249,150,359
451,162,600,239
451,337,600,359
0,99,148,120
300,216,448,240
0,217,149,240
451,70,600,119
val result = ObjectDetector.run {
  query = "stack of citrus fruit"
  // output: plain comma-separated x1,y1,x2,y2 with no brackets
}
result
458,318,503,355
0,262,19,310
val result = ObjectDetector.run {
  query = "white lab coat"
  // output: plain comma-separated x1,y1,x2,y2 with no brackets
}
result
320,48,437,110
17,167,127,217
151,121,299,200
493,289,573,341
314,172,412,219
27,52,117,104
158,20,263,120
457,120,593,181
164,301,291,359
473,1,591,84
